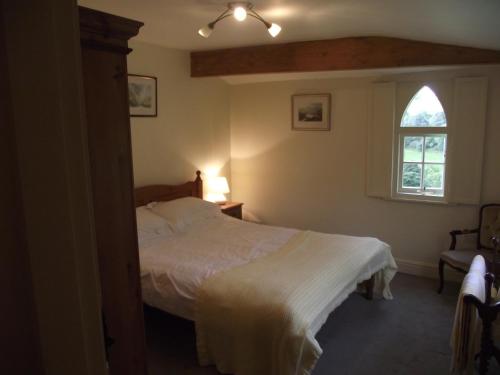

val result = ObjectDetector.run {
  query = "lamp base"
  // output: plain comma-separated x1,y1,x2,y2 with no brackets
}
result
206,192,227,204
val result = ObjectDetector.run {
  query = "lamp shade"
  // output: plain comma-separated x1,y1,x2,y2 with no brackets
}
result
268,23,281,37
198,24,213,38
207,176,230,194
206,176,230,203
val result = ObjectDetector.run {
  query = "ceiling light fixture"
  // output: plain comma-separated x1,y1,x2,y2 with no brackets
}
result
198,2,281,39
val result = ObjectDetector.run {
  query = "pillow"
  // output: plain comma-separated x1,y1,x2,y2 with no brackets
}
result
136,206,172,244
151,197,221,231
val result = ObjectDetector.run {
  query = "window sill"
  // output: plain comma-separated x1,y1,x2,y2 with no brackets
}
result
368,194,480,207
380,194,454,206
392,192,449,205
394,197,450,205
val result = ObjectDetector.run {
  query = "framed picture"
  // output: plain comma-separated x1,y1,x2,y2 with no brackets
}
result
292,93,331,131
128,74,157,117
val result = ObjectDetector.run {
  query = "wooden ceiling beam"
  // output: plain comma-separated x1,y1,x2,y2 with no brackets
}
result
190,36,500,77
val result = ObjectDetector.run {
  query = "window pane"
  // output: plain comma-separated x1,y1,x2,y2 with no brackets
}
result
424,164,444,189
401,86,447,128
402,163,422,188
403,136,423,162
424,135,446,163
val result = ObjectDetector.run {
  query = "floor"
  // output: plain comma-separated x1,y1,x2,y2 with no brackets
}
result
144,273,498,374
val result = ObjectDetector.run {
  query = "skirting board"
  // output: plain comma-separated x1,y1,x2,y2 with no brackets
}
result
395,257,464,283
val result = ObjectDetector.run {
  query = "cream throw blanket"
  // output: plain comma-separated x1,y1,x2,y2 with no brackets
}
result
450,255,486,374
450,255,500,374
195,231,397,375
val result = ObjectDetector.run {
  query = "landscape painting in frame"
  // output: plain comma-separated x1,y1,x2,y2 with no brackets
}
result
292,94,331,131
128,74,157,117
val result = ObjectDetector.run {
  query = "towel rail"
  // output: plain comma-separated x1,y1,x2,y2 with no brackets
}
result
463,271,500,374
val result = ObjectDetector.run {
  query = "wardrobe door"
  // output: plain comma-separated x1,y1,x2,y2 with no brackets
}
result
1,12,43,373
79,8,147,375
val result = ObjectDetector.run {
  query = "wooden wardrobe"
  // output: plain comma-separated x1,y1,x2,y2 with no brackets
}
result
79,7,147,375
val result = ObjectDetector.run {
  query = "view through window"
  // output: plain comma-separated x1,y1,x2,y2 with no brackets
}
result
396,86,447,199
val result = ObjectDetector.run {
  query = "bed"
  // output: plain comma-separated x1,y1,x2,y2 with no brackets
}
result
135,171,397,375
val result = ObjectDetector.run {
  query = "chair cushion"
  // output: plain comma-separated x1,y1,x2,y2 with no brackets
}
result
441,249,494,271
480,205,500,249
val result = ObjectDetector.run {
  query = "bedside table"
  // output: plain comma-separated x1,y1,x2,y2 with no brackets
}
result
220,202,243,220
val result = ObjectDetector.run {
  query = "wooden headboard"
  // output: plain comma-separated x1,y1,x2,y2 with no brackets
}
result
134,171,203,207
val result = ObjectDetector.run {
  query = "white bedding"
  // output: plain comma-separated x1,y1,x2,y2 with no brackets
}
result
139,211,395,323
139,213,298,320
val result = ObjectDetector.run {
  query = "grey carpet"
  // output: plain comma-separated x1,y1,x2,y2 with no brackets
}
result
144,273,499,374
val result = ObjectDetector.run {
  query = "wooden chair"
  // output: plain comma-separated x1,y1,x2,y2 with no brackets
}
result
438,204,500,294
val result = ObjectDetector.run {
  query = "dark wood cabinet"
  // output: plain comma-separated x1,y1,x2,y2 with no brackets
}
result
79,7,147,375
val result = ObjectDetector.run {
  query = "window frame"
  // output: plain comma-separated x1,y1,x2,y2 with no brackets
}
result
392,86,450,203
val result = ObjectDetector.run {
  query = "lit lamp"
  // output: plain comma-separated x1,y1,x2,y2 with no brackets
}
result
206,176,230,204
198,2,281,39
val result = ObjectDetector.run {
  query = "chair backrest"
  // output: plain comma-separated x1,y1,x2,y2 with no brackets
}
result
492,236,500,280
479,204,500,250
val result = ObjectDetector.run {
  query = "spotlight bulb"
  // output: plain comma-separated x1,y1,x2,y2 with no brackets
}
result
268,23,281,37
233,6,247,21
198,24,213,38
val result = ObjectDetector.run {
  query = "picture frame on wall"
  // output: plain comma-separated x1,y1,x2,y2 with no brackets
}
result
128,74,157,117
292,93,331,131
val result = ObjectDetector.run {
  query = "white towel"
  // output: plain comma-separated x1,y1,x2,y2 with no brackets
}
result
450,255,486,374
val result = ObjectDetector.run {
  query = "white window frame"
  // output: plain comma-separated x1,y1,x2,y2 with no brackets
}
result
393,88,449,203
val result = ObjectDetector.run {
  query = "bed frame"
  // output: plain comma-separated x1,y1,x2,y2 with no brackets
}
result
134,170,203,207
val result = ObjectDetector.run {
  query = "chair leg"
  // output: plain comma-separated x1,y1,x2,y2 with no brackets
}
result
438,259,445,294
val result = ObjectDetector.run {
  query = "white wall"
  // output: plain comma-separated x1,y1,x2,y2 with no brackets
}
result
125,43,499,275
127,41,231,189
230,67,500,272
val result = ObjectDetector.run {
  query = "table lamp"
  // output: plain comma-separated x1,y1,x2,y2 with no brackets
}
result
206,176,230,204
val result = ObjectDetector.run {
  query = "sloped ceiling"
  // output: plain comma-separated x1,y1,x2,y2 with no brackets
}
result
78,0,500,52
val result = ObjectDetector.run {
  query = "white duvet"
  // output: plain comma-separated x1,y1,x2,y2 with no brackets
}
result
139,214,298,320
139,213,396,322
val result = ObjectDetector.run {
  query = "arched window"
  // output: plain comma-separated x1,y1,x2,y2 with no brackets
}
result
396,86,448,199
